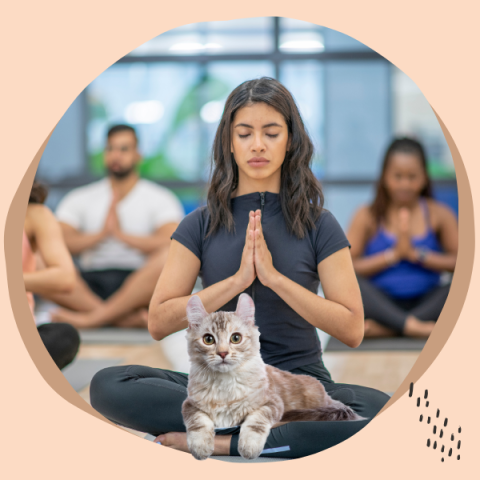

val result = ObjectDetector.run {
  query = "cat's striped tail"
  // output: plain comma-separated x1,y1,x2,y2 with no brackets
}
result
281,404,366,422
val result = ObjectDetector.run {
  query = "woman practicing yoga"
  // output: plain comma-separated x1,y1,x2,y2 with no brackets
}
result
347,138,457,338
90,77,390,459
24,182,80,369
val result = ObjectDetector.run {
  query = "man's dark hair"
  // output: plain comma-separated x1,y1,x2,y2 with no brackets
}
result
107,124,138,145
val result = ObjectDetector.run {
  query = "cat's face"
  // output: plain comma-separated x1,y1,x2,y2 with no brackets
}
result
185,294,260,373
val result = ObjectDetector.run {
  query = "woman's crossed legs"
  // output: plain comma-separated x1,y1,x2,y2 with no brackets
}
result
356,275,451,337
90,364,390,459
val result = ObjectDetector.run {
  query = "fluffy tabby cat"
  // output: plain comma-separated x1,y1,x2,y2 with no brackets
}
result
182,293,366,461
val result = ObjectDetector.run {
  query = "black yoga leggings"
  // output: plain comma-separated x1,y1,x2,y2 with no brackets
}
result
357,275,451,333
90,361,390,459
37,323,80,370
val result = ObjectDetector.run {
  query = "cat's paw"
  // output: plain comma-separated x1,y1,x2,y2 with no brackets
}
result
187,431,215,461
238,429,268,460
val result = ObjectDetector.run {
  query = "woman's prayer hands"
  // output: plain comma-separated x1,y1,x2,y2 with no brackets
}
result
394,208,419,262
252,209,278,288
235,209,278,290
235,211,257,289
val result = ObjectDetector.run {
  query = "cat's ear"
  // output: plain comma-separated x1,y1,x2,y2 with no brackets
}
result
235,293,255,325
186,295,209,329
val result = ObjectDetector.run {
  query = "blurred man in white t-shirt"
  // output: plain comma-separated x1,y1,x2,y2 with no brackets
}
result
50,124,184,328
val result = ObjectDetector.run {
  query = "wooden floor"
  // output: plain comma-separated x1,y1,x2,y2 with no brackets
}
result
73,339,419,440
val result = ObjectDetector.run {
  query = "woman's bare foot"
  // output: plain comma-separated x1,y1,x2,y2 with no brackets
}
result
154,432,232,456
154,432,190,454
403,315,436,337
364,319,397,338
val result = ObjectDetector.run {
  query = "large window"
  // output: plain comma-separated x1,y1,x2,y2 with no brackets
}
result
38,17,457,221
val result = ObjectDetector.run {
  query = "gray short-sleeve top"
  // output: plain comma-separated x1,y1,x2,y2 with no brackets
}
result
171,191,351,371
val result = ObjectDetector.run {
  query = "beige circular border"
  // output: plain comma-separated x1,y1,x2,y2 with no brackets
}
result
2,6,477,477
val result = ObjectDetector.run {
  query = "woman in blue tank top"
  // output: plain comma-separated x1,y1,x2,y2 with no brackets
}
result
347,137,458,338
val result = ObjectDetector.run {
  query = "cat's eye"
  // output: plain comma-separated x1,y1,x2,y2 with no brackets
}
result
230,333,242,344
203,334,215,345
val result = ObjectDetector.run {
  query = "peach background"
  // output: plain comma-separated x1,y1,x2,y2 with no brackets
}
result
1,1,479,478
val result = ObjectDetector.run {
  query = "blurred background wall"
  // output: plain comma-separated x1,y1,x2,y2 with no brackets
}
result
37,17,457,230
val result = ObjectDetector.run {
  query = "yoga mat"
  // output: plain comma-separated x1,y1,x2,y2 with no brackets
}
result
324,336,427,352
63,357,123,391
79,328,155,344
144,435,289,462
212,455,290,463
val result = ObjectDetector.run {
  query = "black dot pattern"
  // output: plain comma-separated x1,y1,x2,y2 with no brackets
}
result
408,381,462,463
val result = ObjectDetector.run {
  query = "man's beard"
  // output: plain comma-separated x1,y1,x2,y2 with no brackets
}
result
107,164,137,180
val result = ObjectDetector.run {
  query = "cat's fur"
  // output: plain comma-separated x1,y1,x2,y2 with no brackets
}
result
182,293,366,461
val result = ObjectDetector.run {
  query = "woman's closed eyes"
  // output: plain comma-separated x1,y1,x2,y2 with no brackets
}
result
237,133,279,139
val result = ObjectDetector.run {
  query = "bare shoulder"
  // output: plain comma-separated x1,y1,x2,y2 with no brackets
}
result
349,204,376,235
426,198,458,229
356,204,375,223
26,203,55,224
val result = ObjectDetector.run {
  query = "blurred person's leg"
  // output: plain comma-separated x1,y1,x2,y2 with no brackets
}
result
356,275,435,338
407,283,451,322
35,253,103,312
37,323,80,370
51,247,170,329
37,253,146,326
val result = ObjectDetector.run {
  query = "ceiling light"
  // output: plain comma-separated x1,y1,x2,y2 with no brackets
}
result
124,101,164,124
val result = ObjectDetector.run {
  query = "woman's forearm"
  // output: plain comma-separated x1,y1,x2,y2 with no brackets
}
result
149,274,249,341
355,248,457,277
64,231,106,255
267,273,364,348
409,250,457,273
24,269,75,297
115,232,169,255
352,250,398,277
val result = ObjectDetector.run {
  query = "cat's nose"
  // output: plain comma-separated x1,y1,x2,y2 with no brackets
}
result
218,352,228,359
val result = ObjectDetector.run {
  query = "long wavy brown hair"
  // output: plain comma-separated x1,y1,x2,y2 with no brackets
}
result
29,181,48,204
370,137,433,227
206,77,324,239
